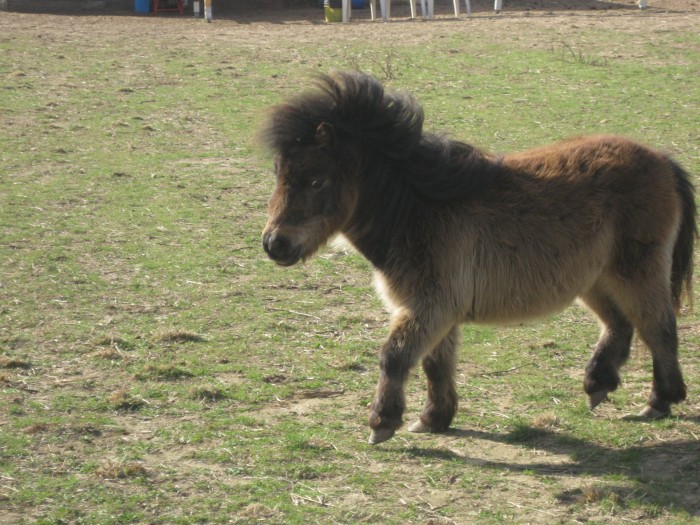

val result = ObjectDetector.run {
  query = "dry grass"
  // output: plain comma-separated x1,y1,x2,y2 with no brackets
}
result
92,348,124,360
108,388,146,411
23,423,52,434
532,413,560,429
188,385,228,401
95,460,149,480
135,364,194,381
154,330,205,344
579,484,620,506
0,356,31,369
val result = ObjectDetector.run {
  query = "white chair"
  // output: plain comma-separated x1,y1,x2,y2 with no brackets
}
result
365,0,399,21
417,0,472,18
362,0,470,22
339,0,381,22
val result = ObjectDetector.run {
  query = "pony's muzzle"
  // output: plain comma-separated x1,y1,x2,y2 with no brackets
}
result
262,230,301,266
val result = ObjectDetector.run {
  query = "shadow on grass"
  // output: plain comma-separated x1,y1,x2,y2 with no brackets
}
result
404,425,700,516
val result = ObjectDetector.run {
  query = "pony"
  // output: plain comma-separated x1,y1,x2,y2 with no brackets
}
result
260,71,696,445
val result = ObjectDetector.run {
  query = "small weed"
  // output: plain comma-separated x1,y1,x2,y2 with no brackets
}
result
92,336,135,352
94,460,149,480
506,420,549,444
581,484,607,504
233,414,261,427
532,412,559,429
330,359,366,372
376,51,399,82
286,464,324,480
108,388,146,410
23,423,52,434
154,330,205,344
550,41,609,66
189,385,227,401
92,348,123,360
135,364,194,381
0,356,31,369
574,486,623,518
237,503,280,522
263,374,287,384
343,49,409,83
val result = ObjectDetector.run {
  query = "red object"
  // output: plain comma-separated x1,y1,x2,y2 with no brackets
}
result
153,0,184,14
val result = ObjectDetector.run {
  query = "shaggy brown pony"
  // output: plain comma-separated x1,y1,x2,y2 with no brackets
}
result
260,71,696,445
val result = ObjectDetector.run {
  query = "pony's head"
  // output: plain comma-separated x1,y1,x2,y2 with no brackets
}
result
260,71,423,266
261,120,356,266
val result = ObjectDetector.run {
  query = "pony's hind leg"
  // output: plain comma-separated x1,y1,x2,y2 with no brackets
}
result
408,326,460,434
580,288,634,409
635,308,686,418
586,277,687,417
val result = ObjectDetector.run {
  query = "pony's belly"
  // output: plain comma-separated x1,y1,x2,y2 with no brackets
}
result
464,255,606,325
462,227,611,324
468,291,579,325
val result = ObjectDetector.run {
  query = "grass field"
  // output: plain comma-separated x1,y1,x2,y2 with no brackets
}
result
1,3,699,524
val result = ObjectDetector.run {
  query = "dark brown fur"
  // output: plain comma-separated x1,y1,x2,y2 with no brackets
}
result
260,71,696,444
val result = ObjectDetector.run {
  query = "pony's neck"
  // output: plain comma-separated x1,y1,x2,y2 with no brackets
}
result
403,137,497,201
342,161,417,270
339,137,494,269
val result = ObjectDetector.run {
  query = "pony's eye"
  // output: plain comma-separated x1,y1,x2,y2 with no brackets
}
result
310,179,324,190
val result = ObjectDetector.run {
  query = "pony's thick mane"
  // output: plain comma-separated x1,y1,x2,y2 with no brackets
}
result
260,70,423,155
400,134,499,201
260,70,497,201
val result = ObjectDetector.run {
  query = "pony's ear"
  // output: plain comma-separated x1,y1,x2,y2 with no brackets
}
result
315,122,335,150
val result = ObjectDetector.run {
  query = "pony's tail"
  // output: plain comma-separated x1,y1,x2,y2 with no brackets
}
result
670,159,697,312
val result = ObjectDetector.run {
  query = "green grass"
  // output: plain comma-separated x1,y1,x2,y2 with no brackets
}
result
1,7,700,525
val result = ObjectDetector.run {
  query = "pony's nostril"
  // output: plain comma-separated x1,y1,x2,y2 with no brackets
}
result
263,232,293,261
271,236,291,257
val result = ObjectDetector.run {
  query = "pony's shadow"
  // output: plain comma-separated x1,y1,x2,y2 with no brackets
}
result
404,424,700,516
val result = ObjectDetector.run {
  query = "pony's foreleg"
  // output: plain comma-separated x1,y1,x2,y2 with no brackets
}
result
408,326,460,434
368,312,446,445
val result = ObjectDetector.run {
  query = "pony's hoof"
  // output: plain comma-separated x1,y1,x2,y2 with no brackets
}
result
639,405,669,419
368,428,395,445
588,390,609,410
408,420,431,433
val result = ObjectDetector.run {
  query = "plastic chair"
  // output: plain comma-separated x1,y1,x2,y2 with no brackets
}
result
330,0,406,22
416,0,472,18
153,0,184,15
366,0,410,21
364,0,470,21
343,0,468,22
